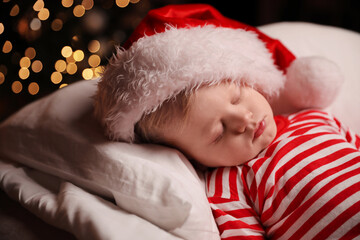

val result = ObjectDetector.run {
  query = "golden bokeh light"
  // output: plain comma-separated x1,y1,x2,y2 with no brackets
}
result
12,81,23,93
30,18,42,31
0,72,4,85
19,67,30,80
61,46,73,58
28,82,40,95
38,8,50,21
20,57,31,68
62,0,74,8
55,59,67,72
51,19,63,31
2,41,12,53
66,62,77,74
73,50,85,62
10,4,20,17
94,66,104,77
33,0,45,11
25,47,36,59
66,54,76,63
82,68,93,80
51,71,62,84
82,0,94,10
116,0,130,8
88,54,101,67
0,23,4,35
73,5,86,17
31,60,43,73
88,40,100,53
59,83,68,88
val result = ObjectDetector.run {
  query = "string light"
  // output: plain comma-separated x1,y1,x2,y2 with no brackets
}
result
2,41,12,53
10,4,20,17
51,19,63,31
88,54,101,67
31,60,43,73
0,23,4,35
55,60,67,72
51,71,63,84
0,72,4,85
30,18,42,31
62,0,74,8
20,57,31,68
116,0,130,8
11,81,23,94
19,68,30,80
73,5,85,17
88,40,101,53
73,50,85,62
33,0,45,11
1,0,143,98
38,8,50,21
28,82,40,95
61,46,73,58
25,47,36,59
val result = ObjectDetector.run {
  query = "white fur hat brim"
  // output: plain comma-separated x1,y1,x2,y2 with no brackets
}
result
95,25,285,142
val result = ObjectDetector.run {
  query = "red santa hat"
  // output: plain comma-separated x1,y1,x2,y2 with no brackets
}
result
94,4,343,142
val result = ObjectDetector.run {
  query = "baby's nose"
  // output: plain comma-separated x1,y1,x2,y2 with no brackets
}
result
231,110,253,134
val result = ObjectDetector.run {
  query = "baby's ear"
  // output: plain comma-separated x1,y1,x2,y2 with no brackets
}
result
273,56,344,114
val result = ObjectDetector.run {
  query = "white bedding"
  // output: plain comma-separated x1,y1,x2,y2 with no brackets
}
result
0,22,359,240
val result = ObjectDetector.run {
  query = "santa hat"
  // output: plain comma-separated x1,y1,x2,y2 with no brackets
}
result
94,4,343,142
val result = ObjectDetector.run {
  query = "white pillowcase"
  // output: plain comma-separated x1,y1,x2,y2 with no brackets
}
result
0,79,219,239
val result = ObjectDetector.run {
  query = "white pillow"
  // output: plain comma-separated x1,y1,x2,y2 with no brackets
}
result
260,22,360,134
0,79,219,240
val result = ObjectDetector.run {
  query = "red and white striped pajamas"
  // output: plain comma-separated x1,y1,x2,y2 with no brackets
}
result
206,110,360,239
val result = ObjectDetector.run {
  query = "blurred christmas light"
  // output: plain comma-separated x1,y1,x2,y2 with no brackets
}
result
51,19,63,31
59,83,68,88
28,82,40,95
82,68,93,79
10,4,20,17
30,18,42,31
88,54,101,67
20,57,31,68
38,8,50,21
0,23,4,35
88,40,100,53
62,0,74,8
25,47,36,59
55,60,67,72
11,81,22,94
31,60,43,73
66,62,77,74
19,68,30,80
2,41,12,53
33,0,45,12
73,50,85,62
82,0,94,10
51,71,63,84
116,0,130,8
0,72,4,85
61,46,73,58
73,5,85,17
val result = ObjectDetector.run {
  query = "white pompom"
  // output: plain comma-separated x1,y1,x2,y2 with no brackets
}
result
284,56,344,109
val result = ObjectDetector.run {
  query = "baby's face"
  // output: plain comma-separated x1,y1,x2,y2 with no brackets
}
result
161,83,277,167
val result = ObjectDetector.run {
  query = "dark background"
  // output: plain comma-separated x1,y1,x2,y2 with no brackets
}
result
1,0,359,122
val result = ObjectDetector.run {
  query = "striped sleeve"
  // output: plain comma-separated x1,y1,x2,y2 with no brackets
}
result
333,116,360,150
206,167,266,240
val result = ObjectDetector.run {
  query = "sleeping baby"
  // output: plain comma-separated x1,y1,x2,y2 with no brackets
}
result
94,4,360,240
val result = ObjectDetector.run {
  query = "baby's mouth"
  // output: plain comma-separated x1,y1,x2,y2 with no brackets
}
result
253,118,266,141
